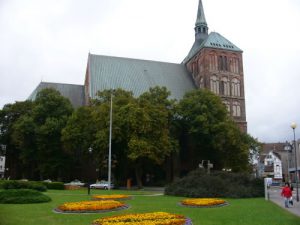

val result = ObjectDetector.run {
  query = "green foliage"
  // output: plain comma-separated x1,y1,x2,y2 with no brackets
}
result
42,182,64,190
177,89,258,171
0,189,51,204
165,169,264,198
0,101,35,179
2,180,47,192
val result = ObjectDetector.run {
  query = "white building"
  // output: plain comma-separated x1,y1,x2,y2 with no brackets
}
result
263,151,283,180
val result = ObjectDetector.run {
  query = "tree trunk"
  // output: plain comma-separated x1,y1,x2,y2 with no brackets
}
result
134,162,143,189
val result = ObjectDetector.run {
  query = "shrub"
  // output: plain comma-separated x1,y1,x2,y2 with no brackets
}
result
2,180,47,192
42,182,64,190
0,189,51,204
165,169,264,198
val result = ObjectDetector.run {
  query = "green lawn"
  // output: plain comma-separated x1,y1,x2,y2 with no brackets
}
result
1,188,300,225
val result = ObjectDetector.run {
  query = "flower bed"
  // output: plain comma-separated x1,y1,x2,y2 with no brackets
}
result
92,212,192,225
55,200,128,213
180,198,228,208
92,194,131,200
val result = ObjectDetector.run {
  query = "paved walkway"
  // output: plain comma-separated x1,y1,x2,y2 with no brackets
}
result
268,186,300,217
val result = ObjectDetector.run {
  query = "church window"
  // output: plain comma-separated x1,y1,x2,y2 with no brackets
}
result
231,57,240,74
231,78,240,96
232,101,241,117
218,55,228,71
210,75,219,94
223,100,230,113
209,54,217,71
220,77,230,96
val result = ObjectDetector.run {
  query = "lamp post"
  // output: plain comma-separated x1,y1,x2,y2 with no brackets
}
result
87,147,93,195
284,141,292,182
291,122,299,202
108,92,113,190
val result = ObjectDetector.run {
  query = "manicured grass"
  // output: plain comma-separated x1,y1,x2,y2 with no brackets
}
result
1,188,300,225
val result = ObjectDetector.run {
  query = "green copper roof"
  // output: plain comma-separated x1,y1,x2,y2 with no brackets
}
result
182,32,242,64
28,82,85,107
88,54,196,100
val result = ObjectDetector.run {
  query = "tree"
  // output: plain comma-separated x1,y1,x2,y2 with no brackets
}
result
177,89,257,172
90,87,177,187
61,106,97,180
123,87,177,187
32,88,73,180
0,101,34,179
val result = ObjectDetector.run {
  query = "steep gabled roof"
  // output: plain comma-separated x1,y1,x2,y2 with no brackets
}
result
87,54,196,100
28,82,85,107
182,32,242,64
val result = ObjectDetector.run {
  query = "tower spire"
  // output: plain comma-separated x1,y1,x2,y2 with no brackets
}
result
195,0,208,42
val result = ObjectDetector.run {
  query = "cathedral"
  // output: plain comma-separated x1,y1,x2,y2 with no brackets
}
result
29,0,247,131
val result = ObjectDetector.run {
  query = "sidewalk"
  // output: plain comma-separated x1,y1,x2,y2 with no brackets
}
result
268,186,300,217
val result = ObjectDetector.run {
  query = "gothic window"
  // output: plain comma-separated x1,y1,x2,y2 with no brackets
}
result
209,54,218,71
218,55,228,71
220,77,230,96
223,100,230,113
210,75,219,94
199,77,204,88
232,101,241,117
231,78,240,96
231,57,240,74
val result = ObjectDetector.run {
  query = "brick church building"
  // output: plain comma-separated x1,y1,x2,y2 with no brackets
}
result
29,0,247,131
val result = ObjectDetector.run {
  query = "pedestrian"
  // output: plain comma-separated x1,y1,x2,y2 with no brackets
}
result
281,182,293,208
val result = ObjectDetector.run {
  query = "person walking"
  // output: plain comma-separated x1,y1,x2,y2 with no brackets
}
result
281,182,293,208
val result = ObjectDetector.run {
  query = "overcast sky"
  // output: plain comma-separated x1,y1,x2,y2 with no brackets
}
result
1,0,300,143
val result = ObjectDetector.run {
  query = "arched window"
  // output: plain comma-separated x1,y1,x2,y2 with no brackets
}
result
210,75,219,94
231,78,240,96
223,100,230,113
232,101,241,117
220,77,230,96
209,54,218,71
218,55,228,71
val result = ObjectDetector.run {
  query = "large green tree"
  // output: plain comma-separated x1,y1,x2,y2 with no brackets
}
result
177,89,257,172
90,87,177,187
61,106,97,180
10,88,73,180
125,87,177,187
0,101,34,179
33,88,73,180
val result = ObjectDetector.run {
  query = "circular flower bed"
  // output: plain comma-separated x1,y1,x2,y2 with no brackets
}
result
55,200,128,213
92,212,192,225
92,194,131,200
180,198,228,208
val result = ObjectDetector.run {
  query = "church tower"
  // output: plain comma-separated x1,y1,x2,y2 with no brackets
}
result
183,0,247,132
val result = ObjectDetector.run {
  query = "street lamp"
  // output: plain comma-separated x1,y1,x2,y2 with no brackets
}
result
291,122,299,202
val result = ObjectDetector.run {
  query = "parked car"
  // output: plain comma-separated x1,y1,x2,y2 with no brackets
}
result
90,180,114,189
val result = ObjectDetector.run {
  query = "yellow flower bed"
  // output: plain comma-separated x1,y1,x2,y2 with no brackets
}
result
93,212,187,225
57,200,125,212
181,198,226,207
92,194,130,200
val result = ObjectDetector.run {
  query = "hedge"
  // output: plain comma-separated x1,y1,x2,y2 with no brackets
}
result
165,169,264,198
0,189,51,204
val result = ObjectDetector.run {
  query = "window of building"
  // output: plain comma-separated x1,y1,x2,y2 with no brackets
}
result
220,77,230,96
209,54,218,71
231,78,241,96
232,101,241,117
218,55,228,72
223,100,230,113
210,75,219,94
